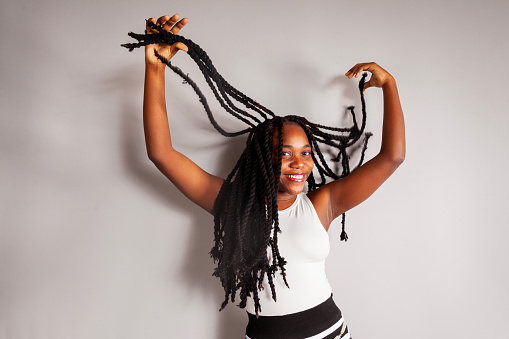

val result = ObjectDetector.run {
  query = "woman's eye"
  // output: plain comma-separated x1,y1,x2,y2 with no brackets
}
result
302,151,311,156
282,151,291,157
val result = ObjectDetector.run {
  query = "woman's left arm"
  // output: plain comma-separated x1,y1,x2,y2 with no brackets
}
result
309,62,405,228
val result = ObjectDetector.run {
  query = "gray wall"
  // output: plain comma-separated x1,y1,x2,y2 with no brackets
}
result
1,0,508,338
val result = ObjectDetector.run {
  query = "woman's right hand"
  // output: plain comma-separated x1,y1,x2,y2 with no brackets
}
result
145,14,189,66
345,62,395,90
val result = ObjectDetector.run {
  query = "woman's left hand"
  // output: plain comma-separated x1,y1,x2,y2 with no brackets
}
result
345,62,395,90
145,14,189,66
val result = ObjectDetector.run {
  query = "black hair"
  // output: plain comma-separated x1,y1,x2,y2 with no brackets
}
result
123,22,372,315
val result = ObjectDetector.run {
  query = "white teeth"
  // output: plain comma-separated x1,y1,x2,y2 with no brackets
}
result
287,175,304,179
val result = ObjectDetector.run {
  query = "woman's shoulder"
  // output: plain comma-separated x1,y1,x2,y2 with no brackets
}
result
306,188,332,230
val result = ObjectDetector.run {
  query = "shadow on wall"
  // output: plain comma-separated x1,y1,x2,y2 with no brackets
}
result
111,65,247,338
325,74,372,174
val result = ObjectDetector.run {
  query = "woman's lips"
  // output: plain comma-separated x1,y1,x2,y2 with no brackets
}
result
285,174,305,182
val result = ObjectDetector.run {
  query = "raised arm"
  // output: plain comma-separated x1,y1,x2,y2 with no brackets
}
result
308,62,405,230
143,14,224,214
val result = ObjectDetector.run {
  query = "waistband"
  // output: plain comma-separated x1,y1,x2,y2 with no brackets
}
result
245,294,344,339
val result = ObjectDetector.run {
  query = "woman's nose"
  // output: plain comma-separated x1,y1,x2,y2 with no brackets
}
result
290,156,304,168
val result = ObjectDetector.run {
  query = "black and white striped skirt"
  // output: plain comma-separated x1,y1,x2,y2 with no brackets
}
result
244,295,350,339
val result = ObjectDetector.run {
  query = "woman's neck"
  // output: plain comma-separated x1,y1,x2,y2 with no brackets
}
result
277,193,298,210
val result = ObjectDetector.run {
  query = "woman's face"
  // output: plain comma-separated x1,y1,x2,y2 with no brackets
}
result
274,122,314,199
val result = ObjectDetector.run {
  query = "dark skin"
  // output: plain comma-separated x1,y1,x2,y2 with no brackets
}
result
143,14,406,231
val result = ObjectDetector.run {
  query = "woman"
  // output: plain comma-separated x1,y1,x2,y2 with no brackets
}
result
139,13,405,339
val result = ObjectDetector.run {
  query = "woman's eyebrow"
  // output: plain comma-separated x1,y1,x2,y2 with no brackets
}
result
282,144,311,148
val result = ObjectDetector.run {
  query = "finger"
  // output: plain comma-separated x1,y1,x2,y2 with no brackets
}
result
363,80,372,91
346,63,376,79
146,17,158,33
169,17,188,35
156,14,171,27
345,68,356,79
345,63,364,78
162,14,180,31
355,63,371,77
345,64,358,77
174,42,189,53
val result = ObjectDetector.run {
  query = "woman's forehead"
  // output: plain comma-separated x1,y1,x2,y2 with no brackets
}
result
271,122,310,149
282,124,309,144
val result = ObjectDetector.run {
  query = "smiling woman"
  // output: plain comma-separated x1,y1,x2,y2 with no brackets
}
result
276,123,314,208
123,12,405,339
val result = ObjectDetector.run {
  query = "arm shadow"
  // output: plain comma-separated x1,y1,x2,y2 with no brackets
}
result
107,65,248,338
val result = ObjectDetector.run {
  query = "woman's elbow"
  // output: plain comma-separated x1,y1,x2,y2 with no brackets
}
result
147,149,166,166
393,150,405,167
381,143,405,167
380,149,405,170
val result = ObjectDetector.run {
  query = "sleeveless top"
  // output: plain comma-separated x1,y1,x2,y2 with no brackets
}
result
245,193,333,316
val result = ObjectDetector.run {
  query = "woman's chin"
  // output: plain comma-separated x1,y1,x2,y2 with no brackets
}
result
279,184,306,197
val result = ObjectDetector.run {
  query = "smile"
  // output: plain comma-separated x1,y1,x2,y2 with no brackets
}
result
286,174,306,182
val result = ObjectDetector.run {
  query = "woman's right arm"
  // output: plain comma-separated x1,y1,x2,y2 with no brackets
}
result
143,14,224,214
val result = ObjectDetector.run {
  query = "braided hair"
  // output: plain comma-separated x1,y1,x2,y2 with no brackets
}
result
123,22,372,315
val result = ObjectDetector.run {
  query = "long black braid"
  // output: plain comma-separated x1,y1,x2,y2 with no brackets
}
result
123,22,372,315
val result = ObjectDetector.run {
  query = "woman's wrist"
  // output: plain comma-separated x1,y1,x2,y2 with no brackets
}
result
145,60,166,73
381,76,396,90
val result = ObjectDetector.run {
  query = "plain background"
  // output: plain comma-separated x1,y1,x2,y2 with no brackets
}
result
1,0,509,338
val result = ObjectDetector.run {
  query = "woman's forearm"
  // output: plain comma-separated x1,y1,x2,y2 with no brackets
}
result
143,63,173,161
380,78,406,165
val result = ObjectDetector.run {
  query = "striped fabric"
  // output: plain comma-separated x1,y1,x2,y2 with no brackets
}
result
245,318,350,339
244,295,351,339
333,319,351,339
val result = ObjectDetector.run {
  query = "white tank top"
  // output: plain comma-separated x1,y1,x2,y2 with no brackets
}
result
245,193,332,316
